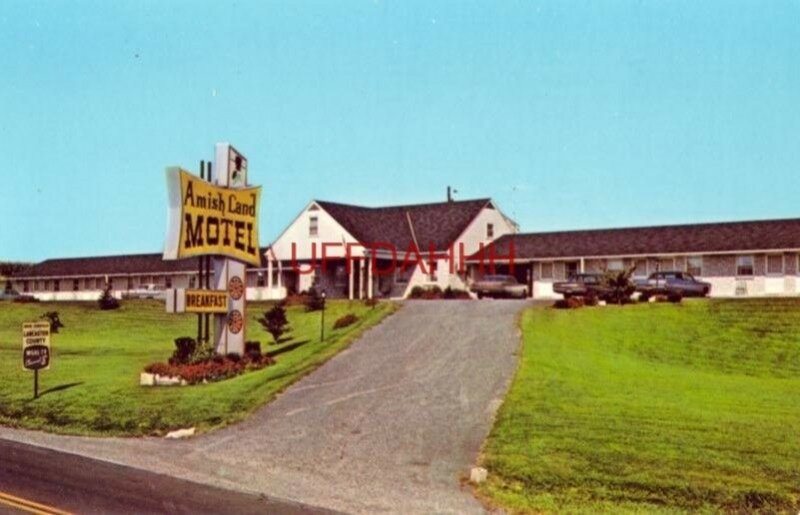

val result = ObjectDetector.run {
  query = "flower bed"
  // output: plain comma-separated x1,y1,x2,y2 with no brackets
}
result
143,354,275,385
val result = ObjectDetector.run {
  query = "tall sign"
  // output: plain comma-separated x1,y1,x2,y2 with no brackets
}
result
164,143,259,356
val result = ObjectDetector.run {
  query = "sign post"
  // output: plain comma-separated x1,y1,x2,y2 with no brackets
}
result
163,143,259,356
22,321,51,399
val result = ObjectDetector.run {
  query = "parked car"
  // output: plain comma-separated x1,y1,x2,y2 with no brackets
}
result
124,284,165,300
470,275,529,299
635,271,711,299
553,273,612,299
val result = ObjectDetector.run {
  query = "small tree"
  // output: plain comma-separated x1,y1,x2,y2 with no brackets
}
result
98,284,120,310
259,302,290,344
40,311,64,333
602,266,637,305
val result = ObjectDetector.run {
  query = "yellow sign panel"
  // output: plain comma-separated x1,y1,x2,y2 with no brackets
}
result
164,168,261,266
185,289,229,313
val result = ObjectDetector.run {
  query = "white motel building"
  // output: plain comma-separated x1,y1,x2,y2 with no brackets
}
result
10,197,800,300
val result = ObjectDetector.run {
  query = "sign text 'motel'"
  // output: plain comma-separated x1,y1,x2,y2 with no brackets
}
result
164,168,261,267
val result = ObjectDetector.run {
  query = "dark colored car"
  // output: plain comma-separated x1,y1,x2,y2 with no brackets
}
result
470,275,529,299
635,271,711,299
553,273,612,299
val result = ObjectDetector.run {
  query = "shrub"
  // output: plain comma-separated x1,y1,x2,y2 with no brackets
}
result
554,296,585,309
259,302,290,344
443,286,471,299
188,340,215,364
304,287,326,312
170,337,197,365
602,267,637,305
363,297,379,307
40,311,64,333
333,313,359,329
245,340,262,360
98,284,120,310
584,292,599,306
408,286,425,299
408,285,447,299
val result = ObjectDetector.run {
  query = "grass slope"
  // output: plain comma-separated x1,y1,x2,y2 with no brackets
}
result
479,299,800,513
0,299,396,436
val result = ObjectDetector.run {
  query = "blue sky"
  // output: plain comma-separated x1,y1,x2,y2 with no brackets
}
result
2,1,799,262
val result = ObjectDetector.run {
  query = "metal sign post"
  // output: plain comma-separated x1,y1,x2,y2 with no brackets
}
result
22,321,51,399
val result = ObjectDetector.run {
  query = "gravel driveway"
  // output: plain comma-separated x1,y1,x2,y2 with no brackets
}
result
1,300,525,514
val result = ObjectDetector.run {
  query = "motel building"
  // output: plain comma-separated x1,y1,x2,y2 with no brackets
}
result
10,199,800,300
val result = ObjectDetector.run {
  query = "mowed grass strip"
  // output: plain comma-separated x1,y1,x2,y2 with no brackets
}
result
0,299,396,436
479,299,800,514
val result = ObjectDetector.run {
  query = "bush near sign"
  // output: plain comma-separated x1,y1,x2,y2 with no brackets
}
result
22,321,51,371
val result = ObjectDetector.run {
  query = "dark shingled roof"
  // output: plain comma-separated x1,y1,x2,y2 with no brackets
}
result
469,218,800,261
14,249,270,278
316,198,492,251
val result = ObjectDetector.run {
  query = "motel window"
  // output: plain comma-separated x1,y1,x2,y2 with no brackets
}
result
657,258,674,271
45,280,51,291
165,276,172,288
84,278,93,289
189,276,196,288
565,261,579,279
606,259,623,272
54,280,60,292
107,278,114,289
766,254,783,275
22,281,29,293
541,262,554,280
736,255,754,276
309,216,319,237
95,278,103,289
486,223,494,239
140,275,151,286
73,279,79,291
687,256,703,277
634,259,648,277
257,273,266,287
127,277,134,289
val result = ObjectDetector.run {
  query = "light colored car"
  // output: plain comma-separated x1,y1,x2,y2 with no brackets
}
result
470,275,529,299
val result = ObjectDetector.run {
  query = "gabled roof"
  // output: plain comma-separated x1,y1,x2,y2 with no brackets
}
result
316,198,492,251
14,249,271,278
469,217,800,261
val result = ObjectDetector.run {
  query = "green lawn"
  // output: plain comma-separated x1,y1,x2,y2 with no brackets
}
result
0,299,396,436
479,299,800,514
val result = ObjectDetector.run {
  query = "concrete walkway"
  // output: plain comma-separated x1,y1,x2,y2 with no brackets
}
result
0,300,526,514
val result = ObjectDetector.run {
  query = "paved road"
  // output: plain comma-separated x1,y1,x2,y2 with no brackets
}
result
0,438,334,515
0,300,525,514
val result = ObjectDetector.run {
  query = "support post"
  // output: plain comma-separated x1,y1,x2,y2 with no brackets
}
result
348,258,354,300
357,259,363,300
367,255,373,299
34,369,39,399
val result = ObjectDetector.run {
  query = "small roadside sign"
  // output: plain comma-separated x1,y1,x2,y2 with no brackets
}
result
22,322,51,371
22,321,51,399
